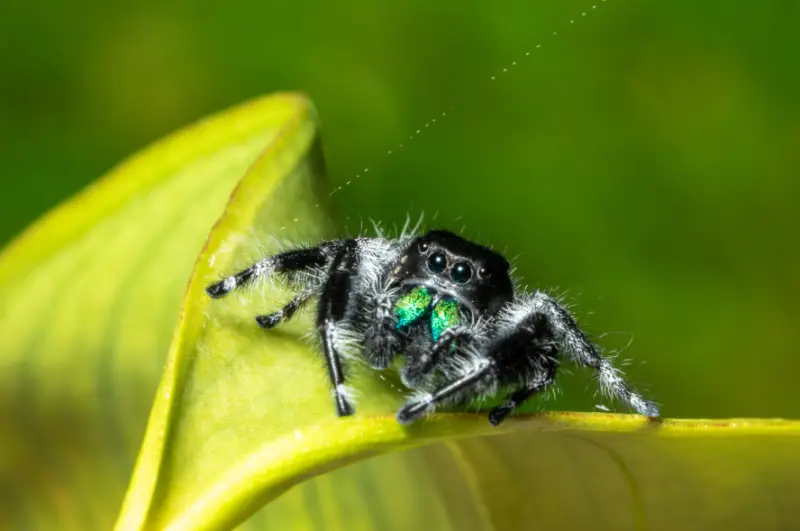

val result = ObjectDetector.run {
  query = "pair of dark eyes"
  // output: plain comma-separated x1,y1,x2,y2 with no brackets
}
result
419,243,488,284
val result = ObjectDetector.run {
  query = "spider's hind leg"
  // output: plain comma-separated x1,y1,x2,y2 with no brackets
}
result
206,243,340,298
255,290,315,329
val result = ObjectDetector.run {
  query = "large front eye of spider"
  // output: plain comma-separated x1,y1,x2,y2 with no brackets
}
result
450,262,472,284
427,252,447,274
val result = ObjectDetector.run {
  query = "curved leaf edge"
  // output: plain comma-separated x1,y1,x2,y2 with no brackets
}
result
105,92,800,531
157,412,800,531
113,92,321,531
0,93,307,284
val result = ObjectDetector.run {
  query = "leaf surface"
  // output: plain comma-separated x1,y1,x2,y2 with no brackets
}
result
0,92,328,530
1,92,798,531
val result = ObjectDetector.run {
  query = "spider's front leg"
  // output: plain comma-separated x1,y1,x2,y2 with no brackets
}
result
487,359,557,426
400,323,475,388
396,312,555,425
397,357,496,425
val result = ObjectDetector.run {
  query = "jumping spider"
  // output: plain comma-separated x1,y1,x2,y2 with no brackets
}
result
206,229,659,425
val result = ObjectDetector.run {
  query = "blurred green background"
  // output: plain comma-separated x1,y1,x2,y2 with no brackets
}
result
1,0,798,424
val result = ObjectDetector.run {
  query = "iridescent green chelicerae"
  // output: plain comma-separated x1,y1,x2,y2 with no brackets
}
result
430,298,461,342
394,286,432,328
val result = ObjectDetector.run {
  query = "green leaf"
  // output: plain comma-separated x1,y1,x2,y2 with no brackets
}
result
2,92,799,531
0,92,327,530
111,93,800,531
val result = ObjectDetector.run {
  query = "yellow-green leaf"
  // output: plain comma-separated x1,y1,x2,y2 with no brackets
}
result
0,92,328,530
2,92,799,531
113,93,800,530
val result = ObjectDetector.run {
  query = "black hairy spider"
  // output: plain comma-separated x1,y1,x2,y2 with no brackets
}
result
206,229,660,425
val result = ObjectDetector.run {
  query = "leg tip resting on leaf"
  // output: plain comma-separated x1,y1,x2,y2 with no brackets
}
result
335,392,355,417
396,400,429,425
206,279,233,299
256,313,282,329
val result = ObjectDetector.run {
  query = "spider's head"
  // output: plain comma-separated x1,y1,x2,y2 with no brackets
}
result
396,229,514,315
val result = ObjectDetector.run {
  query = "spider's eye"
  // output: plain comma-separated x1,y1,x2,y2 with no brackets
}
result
451,262,472,284
418,242,429,253
427,252,447,274
478,266,490,279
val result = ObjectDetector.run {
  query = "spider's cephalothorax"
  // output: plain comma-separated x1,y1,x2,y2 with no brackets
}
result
206,229,660,425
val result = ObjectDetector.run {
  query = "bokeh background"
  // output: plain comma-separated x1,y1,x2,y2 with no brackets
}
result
1,0,798,426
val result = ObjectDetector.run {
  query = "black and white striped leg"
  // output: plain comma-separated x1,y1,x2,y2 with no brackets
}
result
396,359,495,425
401,325,475,388
363,286,404,370
255,290,315,329
206,244,340,298
530,293,660,418
487,361,557,426
316,240,359,417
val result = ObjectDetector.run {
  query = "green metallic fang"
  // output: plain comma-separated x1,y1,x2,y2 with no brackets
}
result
394,286,432,328
430,298,461,342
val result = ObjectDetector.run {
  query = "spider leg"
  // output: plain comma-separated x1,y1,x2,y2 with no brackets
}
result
363,284,407,370
255,290,315,329
400,310,558,425
525,292,660,418
488,360,557,426
206,242,343,298
397,359,495,424
401,324,475,388
316,240,361,417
